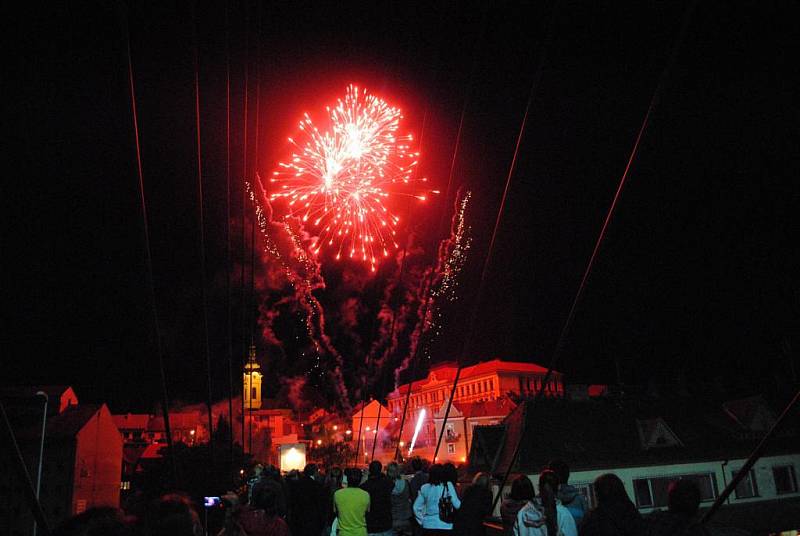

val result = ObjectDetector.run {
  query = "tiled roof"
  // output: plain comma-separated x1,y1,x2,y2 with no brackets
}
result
392,359,554,396
460,398,517,419
113,413,151,430
15,404,102,441
147,411,203,431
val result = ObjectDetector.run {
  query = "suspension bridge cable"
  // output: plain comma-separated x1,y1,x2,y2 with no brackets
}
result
433,61,537,462
354,0,467,465
489,0,699,514
393,0,489,462
241,0,249,452
123,10,177,485
191,0,215,470
433,0,565,463
702,388,800,524
225,0,235,482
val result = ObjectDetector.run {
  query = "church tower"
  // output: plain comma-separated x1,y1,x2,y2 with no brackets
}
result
243,344,262,409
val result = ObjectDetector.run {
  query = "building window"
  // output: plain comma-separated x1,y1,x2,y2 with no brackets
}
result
733,469,758,499
773,465,798,494
573,483,596,510
120,481,131,490
447,443,456,454
633,478,653,507
633,474,718,508
251,387,257,399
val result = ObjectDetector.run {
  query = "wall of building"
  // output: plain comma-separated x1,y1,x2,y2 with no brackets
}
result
0,441,77,534
72,406,122,515
490,453,800,518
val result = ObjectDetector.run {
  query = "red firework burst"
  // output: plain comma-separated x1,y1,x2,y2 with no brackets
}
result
269,84,430,271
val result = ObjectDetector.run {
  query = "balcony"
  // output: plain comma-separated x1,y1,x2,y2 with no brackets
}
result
445,430,461,442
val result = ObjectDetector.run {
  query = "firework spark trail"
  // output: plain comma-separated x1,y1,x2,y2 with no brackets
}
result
249,179,352,410
422,190,472,357
394,190,473,387
269,85,434,272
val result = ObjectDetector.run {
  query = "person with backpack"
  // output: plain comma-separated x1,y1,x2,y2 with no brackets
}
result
387,461,414,536
413,464,461,534
546,460,586,527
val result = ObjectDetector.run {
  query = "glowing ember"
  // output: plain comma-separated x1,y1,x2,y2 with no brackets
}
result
270,84,430,272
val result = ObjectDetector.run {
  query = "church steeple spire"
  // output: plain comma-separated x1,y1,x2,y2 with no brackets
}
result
243,344,262,409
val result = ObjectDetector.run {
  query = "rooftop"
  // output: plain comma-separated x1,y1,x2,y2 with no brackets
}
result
391,359,555,396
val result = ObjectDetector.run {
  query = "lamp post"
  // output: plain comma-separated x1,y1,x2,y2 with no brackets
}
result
33,391,48,536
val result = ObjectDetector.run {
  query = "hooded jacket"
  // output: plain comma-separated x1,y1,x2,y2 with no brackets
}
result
512,499,578,536
556,484,587,526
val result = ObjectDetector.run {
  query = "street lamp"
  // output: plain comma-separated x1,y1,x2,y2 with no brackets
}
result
33,391,48,536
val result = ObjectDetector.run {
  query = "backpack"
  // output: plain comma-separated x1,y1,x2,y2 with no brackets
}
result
438,484,456,524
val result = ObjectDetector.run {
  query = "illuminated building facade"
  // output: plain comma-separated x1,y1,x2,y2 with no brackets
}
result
377,359,564,462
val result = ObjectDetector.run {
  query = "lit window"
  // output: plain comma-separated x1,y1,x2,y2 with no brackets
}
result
447,443,455,454
773,465,798,494
732,469,758,499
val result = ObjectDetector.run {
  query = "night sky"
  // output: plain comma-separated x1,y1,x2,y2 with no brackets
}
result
4,1,798,412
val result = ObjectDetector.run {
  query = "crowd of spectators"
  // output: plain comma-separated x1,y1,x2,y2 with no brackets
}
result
48,458,710,536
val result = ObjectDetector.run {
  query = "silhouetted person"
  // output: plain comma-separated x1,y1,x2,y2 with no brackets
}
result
646,479,709,536
500,476,534,535
52,507,134,536
547,459,586,526
290,463,328,536
409,458,429,501
453,472,493,536
223,484,290,536
580,473,645,536
361,460,395,536
325,466,345,532
387,461,414,536
255,465,288,519
146,493,203,536
443,463,459,487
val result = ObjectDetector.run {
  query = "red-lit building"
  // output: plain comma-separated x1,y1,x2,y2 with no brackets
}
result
376,359,564,463
0,387,122,531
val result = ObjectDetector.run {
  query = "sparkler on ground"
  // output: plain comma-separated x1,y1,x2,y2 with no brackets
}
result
269,84,435,272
